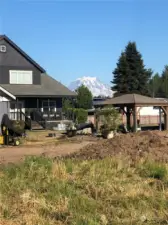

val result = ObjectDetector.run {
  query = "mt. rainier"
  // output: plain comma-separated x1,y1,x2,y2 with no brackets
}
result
68,76,114,97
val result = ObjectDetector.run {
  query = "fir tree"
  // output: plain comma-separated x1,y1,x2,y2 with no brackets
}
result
160,65,168,98
112,42,152,96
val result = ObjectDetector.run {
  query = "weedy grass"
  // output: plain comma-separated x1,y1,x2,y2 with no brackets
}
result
1,156,168,224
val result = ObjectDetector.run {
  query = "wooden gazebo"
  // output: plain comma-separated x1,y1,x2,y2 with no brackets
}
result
95,93,168,132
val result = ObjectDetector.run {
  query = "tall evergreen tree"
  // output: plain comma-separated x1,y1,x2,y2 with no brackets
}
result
112,42,152,96
112,52,130,96
160,65,168,98
148,73,162,97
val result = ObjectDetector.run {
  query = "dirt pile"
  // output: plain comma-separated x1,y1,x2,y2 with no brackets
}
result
68,131,168,162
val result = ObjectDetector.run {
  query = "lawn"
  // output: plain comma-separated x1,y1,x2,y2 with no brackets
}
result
0,156,168,224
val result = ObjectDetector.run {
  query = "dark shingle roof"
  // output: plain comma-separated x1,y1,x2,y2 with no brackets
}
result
0,73,76,97
95,94,168,106
0,35,46,73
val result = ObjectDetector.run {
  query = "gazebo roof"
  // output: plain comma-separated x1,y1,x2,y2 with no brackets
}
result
96,94,168,106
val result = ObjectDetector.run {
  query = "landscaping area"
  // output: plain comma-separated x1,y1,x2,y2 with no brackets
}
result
1,130,168,224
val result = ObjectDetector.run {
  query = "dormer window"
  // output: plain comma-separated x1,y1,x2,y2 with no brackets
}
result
0,45,6,52
9,70,33,84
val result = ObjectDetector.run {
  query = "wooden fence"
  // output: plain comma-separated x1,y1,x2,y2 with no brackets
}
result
122,115,163,125
87,114,163,126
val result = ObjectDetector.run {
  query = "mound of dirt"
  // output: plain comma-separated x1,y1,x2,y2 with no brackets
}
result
67,131,168,162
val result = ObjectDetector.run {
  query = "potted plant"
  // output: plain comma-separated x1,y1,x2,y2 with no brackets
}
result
97,106,122,139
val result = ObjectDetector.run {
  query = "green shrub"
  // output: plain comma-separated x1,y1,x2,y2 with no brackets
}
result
75,108,87,124
96,106,122,132
139,162,167,180
65,108,87,124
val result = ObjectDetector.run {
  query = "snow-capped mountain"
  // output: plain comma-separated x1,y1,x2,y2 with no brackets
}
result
68,76,114,97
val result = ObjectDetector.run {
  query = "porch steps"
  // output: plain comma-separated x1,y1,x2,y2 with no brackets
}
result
31,121,44,130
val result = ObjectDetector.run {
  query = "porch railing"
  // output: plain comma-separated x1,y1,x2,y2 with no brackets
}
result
9,108,75,130
24,108,75,121
10,111,25,121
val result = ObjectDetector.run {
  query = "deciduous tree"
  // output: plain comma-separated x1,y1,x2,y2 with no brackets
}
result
76,85,93,109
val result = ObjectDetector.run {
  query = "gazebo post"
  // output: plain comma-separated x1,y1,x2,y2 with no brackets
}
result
159,107,162,131
126,106,131,131
161,106,168,130
133,105,137,132
164,111,167,130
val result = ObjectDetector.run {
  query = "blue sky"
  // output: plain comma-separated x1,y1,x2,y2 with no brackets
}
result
1,0,168,86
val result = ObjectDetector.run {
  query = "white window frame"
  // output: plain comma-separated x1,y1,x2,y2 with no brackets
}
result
9,70,33,84
0,45,6,52
42,100,57,112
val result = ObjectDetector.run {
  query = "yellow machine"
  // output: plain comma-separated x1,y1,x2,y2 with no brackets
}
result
0,135,4,145
0,125,21,146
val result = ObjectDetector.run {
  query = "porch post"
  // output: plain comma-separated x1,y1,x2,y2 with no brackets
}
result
16,98,19,120
37,98,39,110
48,98,50,120
61,98,63,120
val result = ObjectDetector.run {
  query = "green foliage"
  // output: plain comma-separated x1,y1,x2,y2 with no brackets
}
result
96,106,122,131
112,52,130,95
76,85,93,109
75,108,88,124
160,65,168,98
148,73,162,97
138,162,167,180
66,108,87,124
112,42,152,96
62,98,73,112
148,66,168,98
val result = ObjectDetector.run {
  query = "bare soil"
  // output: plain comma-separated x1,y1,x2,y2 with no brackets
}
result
1,130,168,165
0,135,98,165
67,131,168,163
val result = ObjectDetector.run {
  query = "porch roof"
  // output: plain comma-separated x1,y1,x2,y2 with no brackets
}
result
0,86,16,100
0,73,76,97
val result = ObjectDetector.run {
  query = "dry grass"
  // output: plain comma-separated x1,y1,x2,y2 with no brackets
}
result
1,156,168,224
23,130,81,146
20,130,62,146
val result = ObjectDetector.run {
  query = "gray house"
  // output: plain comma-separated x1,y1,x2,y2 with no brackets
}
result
0,35,76,128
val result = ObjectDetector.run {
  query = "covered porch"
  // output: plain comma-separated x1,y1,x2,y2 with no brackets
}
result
0,85,75,129
8,96,76,130
9,96,75,121
17,97,64,121
96,93,168,132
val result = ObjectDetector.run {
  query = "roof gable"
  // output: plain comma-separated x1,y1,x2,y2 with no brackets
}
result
0,35,45,73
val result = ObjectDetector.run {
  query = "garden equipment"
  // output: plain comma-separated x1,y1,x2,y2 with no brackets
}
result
0,114,26,146
66,121,96,137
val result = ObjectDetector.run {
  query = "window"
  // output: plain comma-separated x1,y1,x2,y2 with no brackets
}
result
42,100,56,113
0,45,6,52
9,70,33,84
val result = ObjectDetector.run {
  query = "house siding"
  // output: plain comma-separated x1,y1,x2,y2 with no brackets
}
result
0,39,41,84
0,102,10,128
